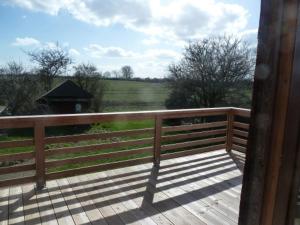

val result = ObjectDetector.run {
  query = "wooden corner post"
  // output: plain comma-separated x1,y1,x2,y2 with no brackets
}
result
35,120,46,190
226,109,234,152
154,115,162,167
238,0,300,224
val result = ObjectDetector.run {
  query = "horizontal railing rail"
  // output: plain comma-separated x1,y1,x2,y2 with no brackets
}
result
0,107,250,189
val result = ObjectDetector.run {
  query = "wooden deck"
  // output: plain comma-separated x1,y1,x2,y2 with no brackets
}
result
0,150,244,225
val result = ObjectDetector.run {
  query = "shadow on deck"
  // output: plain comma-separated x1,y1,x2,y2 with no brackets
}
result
0,149,244,225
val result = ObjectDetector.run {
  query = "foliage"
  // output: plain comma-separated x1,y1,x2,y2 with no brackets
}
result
121,65,134,79
73,63,106,112
0,61,42,115
27,42,72,91
166,36,255,109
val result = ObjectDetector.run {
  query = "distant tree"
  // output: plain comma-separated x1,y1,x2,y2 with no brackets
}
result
0,61,41,115
166,36,255,109
103,71,111,78
27,42,72,91
73,63,101,90
121,65,134,79
111,70,121,78
73,63,105,112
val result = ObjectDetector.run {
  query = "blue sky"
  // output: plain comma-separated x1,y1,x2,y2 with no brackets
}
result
0,0,260,78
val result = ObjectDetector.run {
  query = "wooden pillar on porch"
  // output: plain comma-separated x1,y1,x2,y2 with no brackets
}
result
239,0,300,224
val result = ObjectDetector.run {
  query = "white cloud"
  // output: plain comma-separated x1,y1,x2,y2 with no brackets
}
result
12,37,40,46
84,44,138,58
5,0,250,45
144,49,181,60
2,0,70,15
84,44,180,61
82,44,181,78
142,37,160,46
69,48,80,56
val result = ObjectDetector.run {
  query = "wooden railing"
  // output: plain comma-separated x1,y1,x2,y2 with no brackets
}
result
0,107,250,189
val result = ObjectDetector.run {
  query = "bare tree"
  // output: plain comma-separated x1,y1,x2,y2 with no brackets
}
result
103,71,111,78
27,43,72,91
74,63,101,90
73,63,105,112
111,70,121,78
166,36,255,109
121,65,134,79
0,61,41,115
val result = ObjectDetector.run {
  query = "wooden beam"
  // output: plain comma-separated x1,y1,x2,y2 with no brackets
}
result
154,115,162,166
238,0,300,224
34,121,46,190
226,109,234,152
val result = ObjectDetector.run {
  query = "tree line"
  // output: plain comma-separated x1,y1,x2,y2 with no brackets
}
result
0,35,255,116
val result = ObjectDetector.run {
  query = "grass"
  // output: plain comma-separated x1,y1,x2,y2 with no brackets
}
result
89,119,154,132
102,80,170,112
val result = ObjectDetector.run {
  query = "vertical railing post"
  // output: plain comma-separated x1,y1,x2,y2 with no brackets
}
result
154,115,162,167
226,109,234,152
35,120,46,190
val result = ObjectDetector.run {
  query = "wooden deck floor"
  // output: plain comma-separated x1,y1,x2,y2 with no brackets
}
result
0,150,244,225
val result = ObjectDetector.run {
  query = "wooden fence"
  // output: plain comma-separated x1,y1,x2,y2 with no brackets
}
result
0,107,250,188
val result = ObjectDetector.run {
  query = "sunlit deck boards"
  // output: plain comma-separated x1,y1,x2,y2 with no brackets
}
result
0,150,244,225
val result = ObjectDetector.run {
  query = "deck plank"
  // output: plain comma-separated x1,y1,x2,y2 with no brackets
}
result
100,171,157,225
113,165,206,225
56,178,91,225
4,150,244,225
170,153,242,209
137,164,234,225
105,169,174,225
22,184,42,225
46,180,75,225
87,172,141,225
77,173,125,225
35,186,58,225
0,188,9,225
67,176,108,225
160,155,240,223
8,186,25,225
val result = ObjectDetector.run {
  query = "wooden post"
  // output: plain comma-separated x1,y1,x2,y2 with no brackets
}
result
226,109,234,152
35,120,46,190
154,115,162,167
238,0,300,224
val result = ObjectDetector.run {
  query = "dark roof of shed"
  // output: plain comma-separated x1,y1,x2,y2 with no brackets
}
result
37,80,93,100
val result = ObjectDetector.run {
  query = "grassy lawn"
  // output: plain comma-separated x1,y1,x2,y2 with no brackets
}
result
102,80,170,112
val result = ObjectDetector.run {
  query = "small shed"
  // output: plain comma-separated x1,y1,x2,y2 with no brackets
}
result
36,80,93,114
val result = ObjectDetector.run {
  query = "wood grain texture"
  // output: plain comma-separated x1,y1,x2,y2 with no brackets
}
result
1,150,244,225
34,121,46,190
238,0,300,224
162,121,227,133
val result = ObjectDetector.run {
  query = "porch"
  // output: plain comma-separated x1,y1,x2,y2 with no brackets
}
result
0,107,249,224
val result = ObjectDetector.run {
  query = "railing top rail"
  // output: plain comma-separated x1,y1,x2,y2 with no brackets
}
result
0,107,249,129
231,108,251,117
0,107,229,128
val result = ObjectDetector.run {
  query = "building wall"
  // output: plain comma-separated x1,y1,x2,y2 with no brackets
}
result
48,101,90,114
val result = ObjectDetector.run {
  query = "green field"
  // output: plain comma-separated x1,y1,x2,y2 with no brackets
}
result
102,80,170,112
